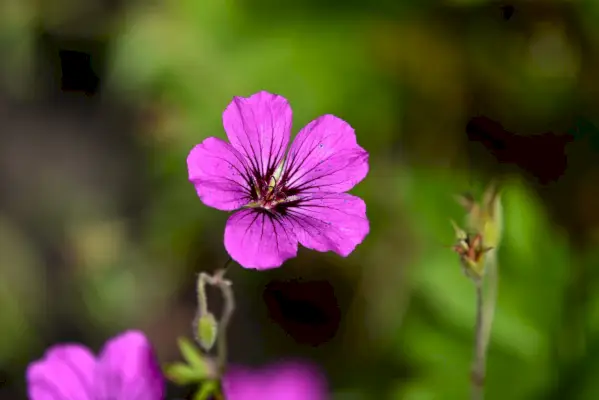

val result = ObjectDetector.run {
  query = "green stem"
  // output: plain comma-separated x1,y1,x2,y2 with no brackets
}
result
471,251,498,400
471,278,485,400
197,258,235,376
214,266,235,377
197,274,209,318
482,251,498,355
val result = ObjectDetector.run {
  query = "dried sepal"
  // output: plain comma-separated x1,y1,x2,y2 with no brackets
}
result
451,221,493,281
454,193,476,212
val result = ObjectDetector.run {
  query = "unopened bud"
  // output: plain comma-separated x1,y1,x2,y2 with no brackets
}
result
194,312,218,351
457,182,503,251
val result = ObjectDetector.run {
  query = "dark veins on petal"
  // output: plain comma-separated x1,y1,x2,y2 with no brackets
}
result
242,209,297,257
235,117,357,219
280,129,355,194
231,100,288,197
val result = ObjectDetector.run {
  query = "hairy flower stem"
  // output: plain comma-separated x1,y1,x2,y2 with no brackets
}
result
214,261,235,377
482,251,498,356
197,257,235,377
471,251,498,400
471,278,485,400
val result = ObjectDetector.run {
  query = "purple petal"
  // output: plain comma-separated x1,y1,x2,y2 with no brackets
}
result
264,362,328,400
221,367,264,400
284,114,368,194
287,193,369,257
223,91,292,179
223,362,328,400
95,330,164,400
224,209,298,269
188,137,252,211
27,344,96,400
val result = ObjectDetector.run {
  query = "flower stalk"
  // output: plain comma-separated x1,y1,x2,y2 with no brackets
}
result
481,249,498,364
470,249,498,400
453,183,502,400
471,277,485,400
194,258,236,378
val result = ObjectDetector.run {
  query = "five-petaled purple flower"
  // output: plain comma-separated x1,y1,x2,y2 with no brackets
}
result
187,91,370,269
26,330,164,400
223,361,328,400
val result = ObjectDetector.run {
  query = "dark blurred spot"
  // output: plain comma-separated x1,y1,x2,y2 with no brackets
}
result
501,5,515,20
263,279,341,346
59,50,100,95
466,116,574,185
0,369,8,385
166,383,199,400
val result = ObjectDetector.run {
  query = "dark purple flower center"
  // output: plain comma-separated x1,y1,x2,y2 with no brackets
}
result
249,172,300,213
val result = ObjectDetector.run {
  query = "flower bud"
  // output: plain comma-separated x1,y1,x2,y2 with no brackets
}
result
194,312,218,352
452,182,502,280
456,182,503,251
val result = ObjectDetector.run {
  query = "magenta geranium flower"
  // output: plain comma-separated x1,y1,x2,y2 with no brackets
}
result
26,330,164,400
187,91,369,269
223,361,328,400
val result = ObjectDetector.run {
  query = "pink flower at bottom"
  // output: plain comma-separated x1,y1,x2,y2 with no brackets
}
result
187,91,370,269
26,330,164,400
222,361,328,400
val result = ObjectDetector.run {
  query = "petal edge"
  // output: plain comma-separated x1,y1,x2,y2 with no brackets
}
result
284,114,369,194
286,193,369,257
96,330,164,400
223,91,292,179
224,209,298,269
27,344,96,400
187,137,252,211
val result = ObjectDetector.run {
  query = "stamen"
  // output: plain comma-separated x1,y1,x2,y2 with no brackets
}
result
282,195,299,203
267,176,278,194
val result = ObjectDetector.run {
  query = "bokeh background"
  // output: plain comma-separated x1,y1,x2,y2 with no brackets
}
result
2,0,599,398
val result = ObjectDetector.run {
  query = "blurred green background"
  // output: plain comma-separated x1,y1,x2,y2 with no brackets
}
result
2,0,599,398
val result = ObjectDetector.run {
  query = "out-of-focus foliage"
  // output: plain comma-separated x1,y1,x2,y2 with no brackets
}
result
0,0,35,98
165,337,212,385
2,0,599,399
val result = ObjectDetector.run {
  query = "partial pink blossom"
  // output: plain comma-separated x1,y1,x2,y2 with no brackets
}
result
26,330,164,400
223,361,329,400
187,91,369,269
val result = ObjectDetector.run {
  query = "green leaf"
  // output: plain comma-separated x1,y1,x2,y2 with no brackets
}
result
194,380,220,400
164,362,206,385
177,337,209,373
